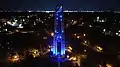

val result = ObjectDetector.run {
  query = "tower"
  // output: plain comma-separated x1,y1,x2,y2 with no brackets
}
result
51,5,66,62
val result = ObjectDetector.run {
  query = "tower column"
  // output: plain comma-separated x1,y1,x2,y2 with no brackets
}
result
51,5,66,62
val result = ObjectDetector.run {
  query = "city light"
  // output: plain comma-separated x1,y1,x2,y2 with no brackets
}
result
94,46,103,52
99,64,102,67
74,34,77,36
0,5,119,67
67,48,72,53
84,49,86,52
31,49,40,58
83,34,86,36
77,36,80,39
51,32,54,37
14,55,18,59
89,25,92,27
96,46,103,51
106,64,112,67
67,55,70,58
69,57,77,61
8,53,21,63
68,46,72,50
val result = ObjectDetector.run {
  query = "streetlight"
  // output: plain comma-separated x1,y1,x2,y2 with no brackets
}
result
77,36,80,39
106,64,112,67
51,32,54,37
74,34,76,36
83,34,86,36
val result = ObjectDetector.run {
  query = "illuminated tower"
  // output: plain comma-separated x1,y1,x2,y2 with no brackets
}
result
51,5,66,62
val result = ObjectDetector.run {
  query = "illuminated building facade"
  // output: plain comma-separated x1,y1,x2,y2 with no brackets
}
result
51,5,66,61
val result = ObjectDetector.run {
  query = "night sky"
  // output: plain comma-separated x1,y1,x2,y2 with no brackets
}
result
0,0,119,10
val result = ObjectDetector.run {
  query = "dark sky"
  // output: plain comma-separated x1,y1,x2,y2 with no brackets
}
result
0,0,119,10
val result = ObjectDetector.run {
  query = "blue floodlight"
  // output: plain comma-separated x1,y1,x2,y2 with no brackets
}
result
60,19,62,21
52,5,65,58
60,15,62,18
56,18,58,20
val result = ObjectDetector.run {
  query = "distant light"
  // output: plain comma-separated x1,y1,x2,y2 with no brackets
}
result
60,15,62,18
116,33,118,35
48,17,51,19
27,16,30,18
45,11,50,13
118,34,120,36
15,30,19,32
67,13,70,15
7,21,11,25
14,56,18,59
74,34,76,36
34,22,36,25
51,32,54,37
64,10,69,12
56,18,58,20
55,30,57,33
84,41,87,43
99,65,102,67
72,21,77,25
101,20,105,22
4,23,7,25
8,47,10,49
42,21,44,23
59,36,62,38
60,19,62,21
118,30,120,32
77,36,80,39
97,16,100,20
67,49,72,53
103,29,106,32
68,46,72,50
106,64,112,67
21,31,27,33
89,25,92,27
23,19,25,22
83,34,86,36
67,55,69,58
7,42,10,44
69,57,77,61
15,20,18,22
4,29,7,31
84,49,86,52
43,37,47,39
18,24,23,28
28,11,32,12
96,46,103,52
62,30,64,33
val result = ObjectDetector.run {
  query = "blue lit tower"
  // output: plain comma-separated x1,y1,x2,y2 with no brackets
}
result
51,4,66,62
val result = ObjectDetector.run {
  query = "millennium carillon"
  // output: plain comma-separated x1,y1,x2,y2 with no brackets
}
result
50,4,68,67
